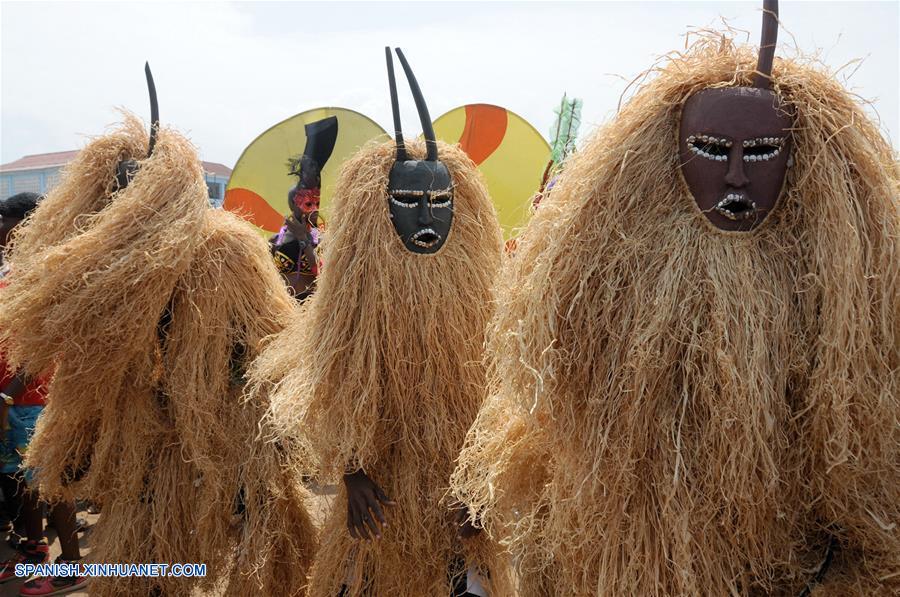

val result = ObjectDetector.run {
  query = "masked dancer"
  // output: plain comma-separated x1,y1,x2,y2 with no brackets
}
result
0,64,317,596
452,2,899,595
251,48,512,597
272,116,338,300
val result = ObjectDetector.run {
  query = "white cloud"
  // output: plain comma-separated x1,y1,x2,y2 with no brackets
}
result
2,1,897,167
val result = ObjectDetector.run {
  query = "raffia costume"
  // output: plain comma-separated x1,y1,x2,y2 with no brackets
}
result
0,79,316,595
451,23,899,597
251,48,512,597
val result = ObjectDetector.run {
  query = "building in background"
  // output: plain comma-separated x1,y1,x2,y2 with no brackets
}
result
0,150,231,208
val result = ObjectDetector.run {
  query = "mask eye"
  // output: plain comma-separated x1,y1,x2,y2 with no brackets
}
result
429,189,453,209
686,134,732,162
742,137,784,162
389,190,421,208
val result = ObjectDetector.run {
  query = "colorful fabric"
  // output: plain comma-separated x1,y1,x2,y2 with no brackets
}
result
1,404,44,476
270,225,320,276
0,280,48,407
0,366,47,407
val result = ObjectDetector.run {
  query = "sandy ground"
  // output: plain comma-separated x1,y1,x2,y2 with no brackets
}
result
0,487,337,597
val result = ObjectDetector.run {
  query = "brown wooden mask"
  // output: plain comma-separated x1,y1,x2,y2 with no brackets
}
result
678,0,793,232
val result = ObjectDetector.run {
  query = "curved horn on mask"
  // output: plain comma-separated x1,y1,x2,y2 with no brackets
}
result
753,0,779,89
385,47,408,161
114,62,160,191
394,48,438,161
145,62,159,156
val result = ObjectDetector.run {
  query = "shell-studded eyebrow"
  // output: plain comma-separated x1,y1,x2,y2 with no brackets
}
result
429,188,453,198
742,136,785,147
390,189,425,197
686,134,733,146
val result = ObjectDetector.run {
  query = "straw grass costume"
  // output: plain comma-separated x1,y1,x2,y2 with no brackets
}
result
451,5,899,595
0,67,316,596
252,49,511,596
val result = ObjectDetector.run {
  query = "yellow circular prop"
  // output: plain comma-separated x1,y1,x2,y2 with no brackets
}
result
225,107,387,235
433,104,550,239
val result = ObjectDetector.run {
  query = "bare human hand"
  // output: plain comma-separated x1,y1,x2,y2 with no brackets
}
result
343,469,396,541
283,215,307,240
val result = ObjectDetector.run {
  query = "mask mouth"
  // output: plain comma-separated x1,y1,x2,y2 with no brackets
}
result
714,193,757,221
410,228,441,249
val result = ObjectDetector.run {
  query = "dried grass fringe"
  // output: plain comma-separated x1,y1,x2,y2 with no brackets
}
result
451,33,899,596
1,117,208,500
248,139,513,596
1,119,316,595
8,114,150,261
162,209,317,596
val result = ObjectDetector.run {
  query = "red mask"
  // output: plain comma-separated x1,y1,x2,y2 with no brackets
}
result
293,189,320,215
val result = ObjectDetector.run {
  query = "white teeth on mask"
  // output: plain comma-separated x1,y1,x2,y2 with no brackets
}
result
410,228,441,248
714,194,757,221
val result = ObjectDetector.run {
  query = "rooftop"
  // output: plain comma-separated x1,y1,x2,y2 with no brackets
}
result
0,150,232,177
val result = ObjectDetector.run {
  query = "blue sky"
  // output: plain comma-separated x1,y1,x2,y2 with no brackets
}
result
2,1,897,166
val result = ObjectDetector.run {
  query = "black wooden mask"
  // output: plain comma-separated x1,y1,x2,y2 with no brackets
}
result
385,47,453,254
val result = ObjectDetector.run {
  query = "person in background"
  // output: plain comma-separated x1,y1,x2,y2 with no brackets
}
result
0,192,87,595
0,192,42,278
0,192,40,540
271,116,338,301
